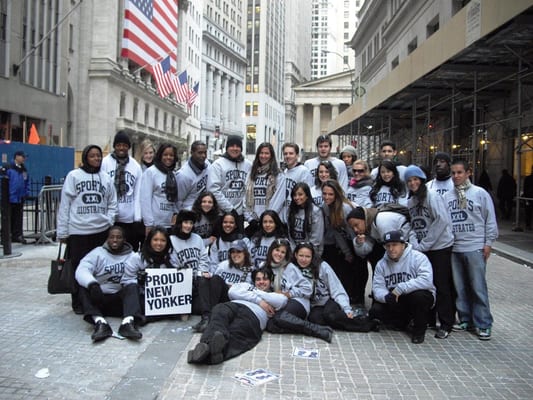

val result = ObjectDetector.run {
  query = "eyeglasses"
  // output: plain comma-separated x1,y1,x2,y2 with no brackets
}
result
353,169,365,174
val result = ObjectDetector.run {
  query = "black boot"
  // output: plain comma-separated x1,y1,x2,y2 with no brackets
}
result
274,311,333,343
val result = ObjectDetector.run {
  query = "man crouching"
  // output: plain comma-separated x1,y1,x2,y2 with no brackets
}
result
75,226,144,342
369,230,435,344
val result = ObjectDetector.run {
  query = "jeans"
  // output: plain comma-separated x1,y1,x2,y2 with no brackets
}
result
451,250,493,329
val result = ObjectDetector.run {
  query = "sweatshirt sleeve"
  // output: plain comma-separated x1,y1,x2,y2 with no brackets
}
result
56,173,76,239
75,248,100,288
140,171,155,227
228,283,262,303
268,174,287,216
104,176,118,225
284,264,313,299
121,253,142,286
352,235,375,257
372,261,390,303
413,193,452,252
322,262,351,314
309,206,324,256
482,190,499,246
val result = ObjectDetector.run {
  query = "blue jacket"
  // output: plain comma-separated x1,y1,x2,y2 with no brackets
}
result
7,162,30,203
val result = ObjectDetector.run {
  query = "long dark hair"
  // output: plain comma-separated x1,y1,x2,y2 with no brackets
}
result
141,226,173,268
192,191,220,223
370,159,406,203
322,179,353,229
154,143,178,202
251,210,286,245
408,177,428,204
217,210,243,241
314,160,337,187
263,238,292,269
288,183,314,236
250,142,280,179
293,242,319,280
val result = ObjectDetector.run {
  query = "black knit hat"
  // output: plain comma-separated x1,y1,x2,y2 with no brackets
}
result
346,207,366,221
226,135,243,150
433,152,451,165
175,209,198,224
113,131,131,148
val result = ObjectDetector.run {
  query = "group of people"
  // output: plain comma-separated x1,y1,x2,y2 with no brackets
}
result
55,131,499,365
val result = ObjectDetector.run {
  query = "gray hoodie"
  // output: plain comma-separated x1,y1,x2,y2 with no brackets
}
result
75,242,134,294
372,243,436,304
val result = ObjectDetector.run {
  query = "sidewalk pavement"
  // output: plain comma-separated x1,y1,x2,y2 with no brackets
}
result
0,220,532,399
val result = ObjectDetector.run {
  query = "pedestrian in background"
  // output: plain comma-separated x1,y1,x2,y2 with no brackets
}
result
6,150,30,243
496,169,516,220
524,165,533,229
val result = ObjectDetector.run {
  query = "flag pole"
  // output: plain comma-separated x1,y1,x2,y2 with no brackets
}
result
131,48,177,76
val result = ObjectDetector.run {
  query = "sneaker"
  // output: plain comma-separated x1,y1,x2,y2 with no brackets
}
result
411,334,425,344
187,342,210,364
91,321,112,342
434,328,450,339
478,328,491,341
118,322,142,340
452,322,475,332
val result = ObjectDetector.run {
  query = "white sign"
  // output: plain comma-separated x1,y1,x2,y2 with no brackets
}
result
465,0,482,47
144,268,193,316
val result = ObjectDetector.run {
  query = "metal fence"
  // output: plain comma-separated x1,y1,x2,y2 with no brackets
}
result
22,180,63,244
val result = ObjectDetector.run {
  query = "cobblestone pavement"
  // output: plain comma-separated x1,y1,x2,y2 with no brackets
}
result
0,240,532,399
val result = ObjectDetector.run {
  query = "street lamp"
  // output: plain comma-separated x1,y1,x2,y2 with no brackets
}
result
321,50,356,104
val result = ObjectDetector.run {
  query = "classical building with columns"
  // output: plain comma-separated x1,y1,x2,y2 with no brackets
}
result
292,70,354,159
200,0,247,159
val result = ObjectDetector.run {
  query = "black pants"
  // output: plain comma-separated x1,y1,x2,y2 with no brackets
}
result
308,299,377,332
79,283,143,325
200,302,262,361
425,247,455,331
525,202,533,228
369,290,434,336
193,275,229,316
115,221,145,252
68,230,109,310
322,244,363,303
266,298,307,333
498,197,513,219
10,202,23,239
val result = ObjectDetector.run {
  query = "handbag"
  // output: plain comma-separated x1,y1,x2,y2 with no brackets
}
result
47,243,75,294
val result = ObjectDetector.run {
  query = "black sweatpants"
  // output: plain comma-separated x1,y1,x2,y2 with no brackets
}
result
425,246,455,331
308,299,377,332
80,283,143,325
369,289,434,336
200,302,262,361
193,275,229,316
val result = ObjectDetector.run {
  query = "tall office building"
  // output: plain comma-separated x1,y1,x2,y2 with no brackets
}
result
284,0,312,144
200,0,247,159
311,0,362,79
243,0,285,158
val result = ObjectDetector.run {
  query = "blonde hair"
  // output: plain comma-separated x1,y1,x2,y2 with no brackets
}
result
136,138,156,164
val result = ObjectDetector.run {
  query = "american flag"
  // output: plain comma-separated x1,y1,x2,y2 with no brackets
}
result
153,56,174,98
122,0,178,74
187,82,199,108
173,70,189,103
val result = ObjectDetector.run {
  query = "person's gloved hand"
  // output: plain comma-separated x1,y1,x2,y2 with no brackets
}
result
88,282,104,304
384,292,396,305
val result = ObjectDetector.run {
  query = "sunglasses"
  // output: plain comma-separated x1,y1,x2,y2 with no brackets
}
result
352,169,365,173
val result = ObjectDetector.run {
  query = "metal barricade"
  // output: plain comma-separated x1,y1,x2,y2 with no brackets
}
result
34,185,63,244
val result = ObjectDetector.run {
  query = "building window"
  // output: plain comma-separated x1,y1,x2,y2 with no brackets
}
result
426,15,439,38
407,37,417,55
119,92,126,117
246,124,256,155
391,56,399,70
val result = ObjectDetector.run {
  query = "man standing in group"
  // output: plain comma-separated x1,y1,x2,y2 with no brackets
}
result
101,131,143,250
426,152,454,195
370,140,406,181
282,143,313,207
304,135,348,190
445,159,498,340
207,135,251,230
176,141,210,210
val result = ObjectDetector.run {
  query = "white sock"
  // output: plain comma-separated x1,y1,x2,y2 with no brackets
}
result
93,316,106,324
122,316,134,325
